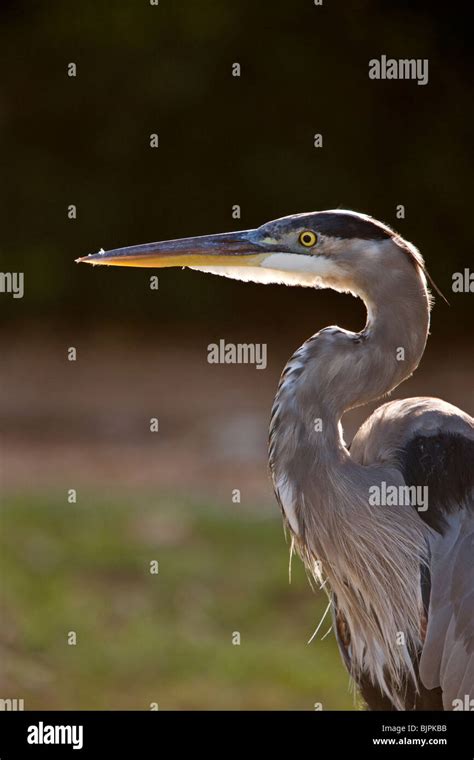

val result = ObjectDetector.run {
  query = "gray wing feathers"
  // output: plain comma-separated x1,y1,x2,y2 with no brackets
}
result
349,396,474,709
420,513,474,709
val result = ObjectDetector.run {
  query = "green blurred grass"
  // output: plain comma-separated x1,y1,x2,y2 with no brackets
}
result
0,492,357,710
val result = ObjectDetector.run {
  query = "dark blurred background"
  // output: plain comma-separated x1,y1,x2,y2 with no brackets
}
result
1,0,472,709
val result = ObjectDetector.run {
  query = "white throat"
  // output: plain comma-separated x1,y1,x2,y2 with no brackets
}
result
190,252,354,292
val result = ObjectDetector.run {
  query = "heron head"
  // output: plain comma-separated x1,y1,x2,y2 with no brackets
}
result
77,209,427,297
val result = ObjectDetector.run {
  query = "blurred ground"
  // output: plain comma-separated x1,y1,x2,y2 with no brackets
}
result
3,328,473,501
1,329,472,709
0,493,354,710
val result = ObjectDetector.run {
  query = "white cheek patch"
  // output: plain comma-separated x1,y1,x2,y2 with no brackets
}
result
190,253,350,290
261,252,346,282
260,253,356,293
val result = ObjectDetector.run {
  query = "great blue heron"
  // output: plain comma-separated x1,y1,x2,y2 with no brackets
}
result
78,210,474,710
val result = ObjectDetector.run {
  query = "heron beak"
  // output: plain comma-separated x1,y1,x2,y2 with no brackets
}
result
76,230,267,268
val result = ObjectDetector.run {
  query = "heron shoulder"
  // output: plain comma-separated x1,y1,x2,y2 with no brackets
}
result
350,396,474,532
351,397,474,462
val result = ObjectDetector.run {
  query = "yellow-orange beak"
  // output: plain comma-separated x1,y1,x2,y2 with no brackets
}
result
76,229,267,269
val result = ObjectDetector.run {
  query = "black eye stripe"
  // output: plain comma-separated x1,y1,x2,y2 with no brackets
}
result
306,213,391,240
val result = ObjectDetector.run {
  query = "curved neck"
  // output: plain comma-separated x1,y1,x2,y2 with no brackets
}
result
342,261,430,415
270,250,433,525
274,260,431,466
272,258,431,468
364,263,430,376
269,257,431,700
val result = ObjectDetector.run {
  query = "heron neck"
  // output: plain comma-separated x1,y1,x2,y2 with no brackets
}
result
302,284,427,459
342,263,431,416
271,259,431,487
364,266,430,363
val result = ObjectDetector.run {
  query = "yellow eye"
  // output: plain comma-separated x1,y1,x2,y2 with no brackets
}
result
299,230,317,247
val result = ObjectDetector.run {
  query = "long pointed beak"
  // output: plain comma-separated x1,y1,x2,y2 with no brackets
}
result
76,229,267,268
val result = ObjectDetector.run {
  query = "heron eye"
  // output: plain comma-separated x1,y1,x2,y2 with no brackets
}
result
299,230,317,248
